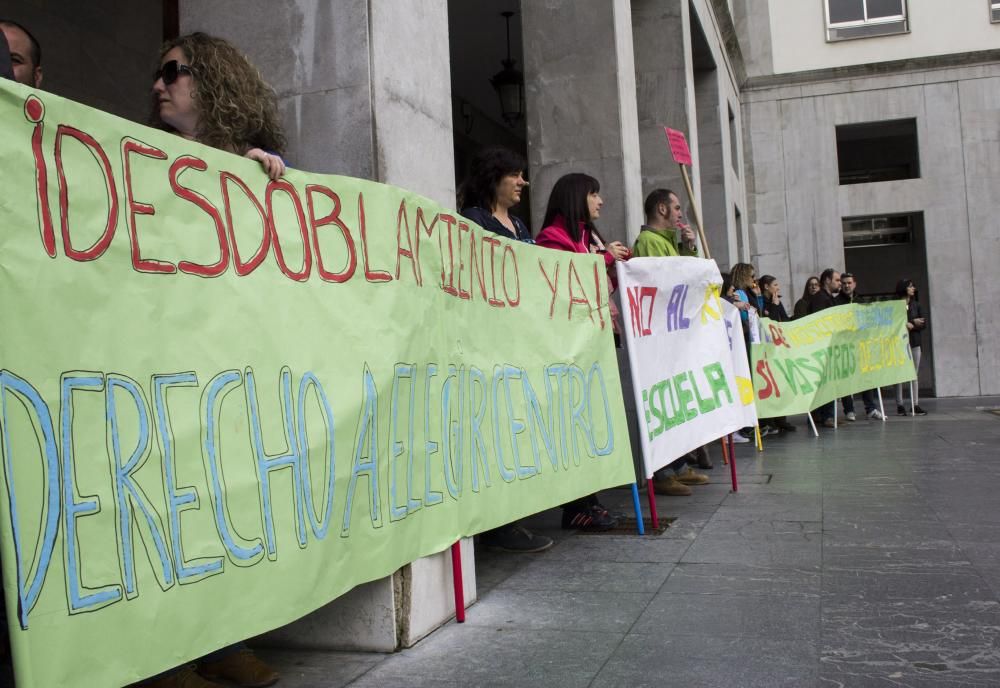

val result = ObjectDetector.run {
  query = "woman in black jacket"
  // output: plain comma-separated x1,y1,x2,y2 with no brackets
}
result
894,279,928,416
759,275,790,322
757,276,795,433
793,276,820,319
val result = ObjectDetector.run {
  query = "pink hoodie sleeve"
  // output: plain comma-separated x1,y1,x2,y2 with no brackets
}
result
535,226,580,253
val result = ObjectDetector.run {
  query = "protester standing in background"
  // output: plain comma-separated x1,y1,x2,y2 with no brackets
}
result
631,190,714,495
141,31,284,688
895,279,928,416
536,173,628,527
757,275,796,433
152,32,285,180
808,268,841,427
729,263,760,440
459,145,533,243
808,269,839,315
0,19,42,87
758,275,788,322
793,276,820,319
633,188,699,258
837,273,883,421
458,146,553,553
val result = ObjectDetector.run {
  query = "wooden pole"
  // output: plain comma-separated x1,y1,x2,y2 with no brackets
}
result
679,164,711,260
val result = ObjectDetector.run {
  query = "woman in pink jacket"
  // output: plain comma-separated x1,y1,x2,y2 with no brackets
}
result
536,173,629,531
536,173,629,277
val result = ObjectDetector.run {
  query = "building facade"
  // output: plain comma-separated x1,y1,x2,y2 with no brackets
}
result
739,0,1000,397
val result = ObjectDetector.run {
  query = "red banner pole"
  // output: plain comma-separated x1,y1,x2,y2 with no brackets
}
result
450,541,465,623
728,434,739,492
646,479,660,530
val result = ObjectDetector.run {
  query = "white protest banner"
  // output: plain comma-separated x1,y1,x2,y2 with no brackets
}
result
723,300,760,428
747,308,762,345
617,257,747,477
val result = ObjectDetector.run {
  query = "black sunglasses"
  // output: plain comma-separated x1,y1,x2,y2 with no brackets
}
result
154,60,194,85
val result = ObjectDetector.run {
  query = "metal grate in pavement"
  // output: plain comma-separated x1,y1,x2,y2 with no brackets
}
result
575,516,676,536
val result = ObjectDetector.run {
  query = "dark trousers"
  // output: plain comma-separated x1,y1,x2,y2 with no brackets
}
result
842,389,876,414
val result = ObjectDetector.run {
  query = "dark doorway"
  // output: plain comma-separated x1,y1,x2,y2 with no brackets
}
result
843,211,935,397
447,1,530,226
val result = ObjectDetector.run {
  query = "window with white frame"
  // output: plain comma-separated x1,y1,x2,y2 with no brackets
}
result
826,0,908,41
992,1,1000,23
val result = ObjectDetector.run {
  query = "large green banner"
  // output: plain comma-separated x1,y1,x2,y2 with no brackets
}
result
751,302,917,416
0,81,634,687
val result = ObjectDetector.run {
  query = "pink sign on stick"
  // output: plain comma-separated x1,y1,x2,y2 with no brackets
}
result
664,127,692,166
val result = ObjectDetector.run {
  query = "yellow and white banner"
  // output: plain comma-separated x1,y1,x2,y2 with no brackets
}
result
723,300,760,427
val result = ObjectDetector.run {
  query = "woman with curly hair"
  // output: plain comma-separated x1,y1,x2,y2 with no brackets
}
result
142,35,285,688
152,32,286,180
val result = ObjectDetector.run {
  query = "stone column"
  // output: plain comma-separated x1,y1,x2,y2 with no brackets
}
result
632,0,692,226
521,0,643,244
632,0,731,266
178,0,472,652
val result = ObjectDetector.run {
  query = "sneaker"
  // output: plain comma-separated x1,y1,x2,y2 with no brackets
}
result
675,466,710,485
897,405,908,416
913,405,927,416
480,525,554,553
866,408,884,420
845,412,856,422
731,432,750,444
561,505,618,531
652,475,692,496
590,500,628,521
776,419,797,432
142,667,223,688
199,650,279,688
823,418,836,428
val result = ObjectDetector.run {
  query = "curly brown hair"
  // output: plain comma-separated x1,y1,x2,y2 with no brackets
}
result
730,262,756,291
151,32,285,156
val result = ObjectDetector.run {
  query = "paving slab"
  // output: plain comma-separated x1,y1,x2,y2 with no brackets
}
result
253,397,1000,687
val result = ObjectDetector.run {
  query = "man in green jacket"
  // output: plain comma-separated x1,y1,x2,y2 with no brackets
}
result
632,189,712,496
633,188,700,258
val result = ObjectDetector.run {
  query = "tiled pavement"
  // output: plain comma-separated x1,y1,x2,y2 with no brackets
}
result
260,396,1000,687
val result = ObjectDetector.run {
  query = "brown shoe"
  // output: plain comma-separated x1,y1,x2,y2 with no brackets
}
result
676,466,710,485
199,650,279,688
139,666,224,688
652,475,692,496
